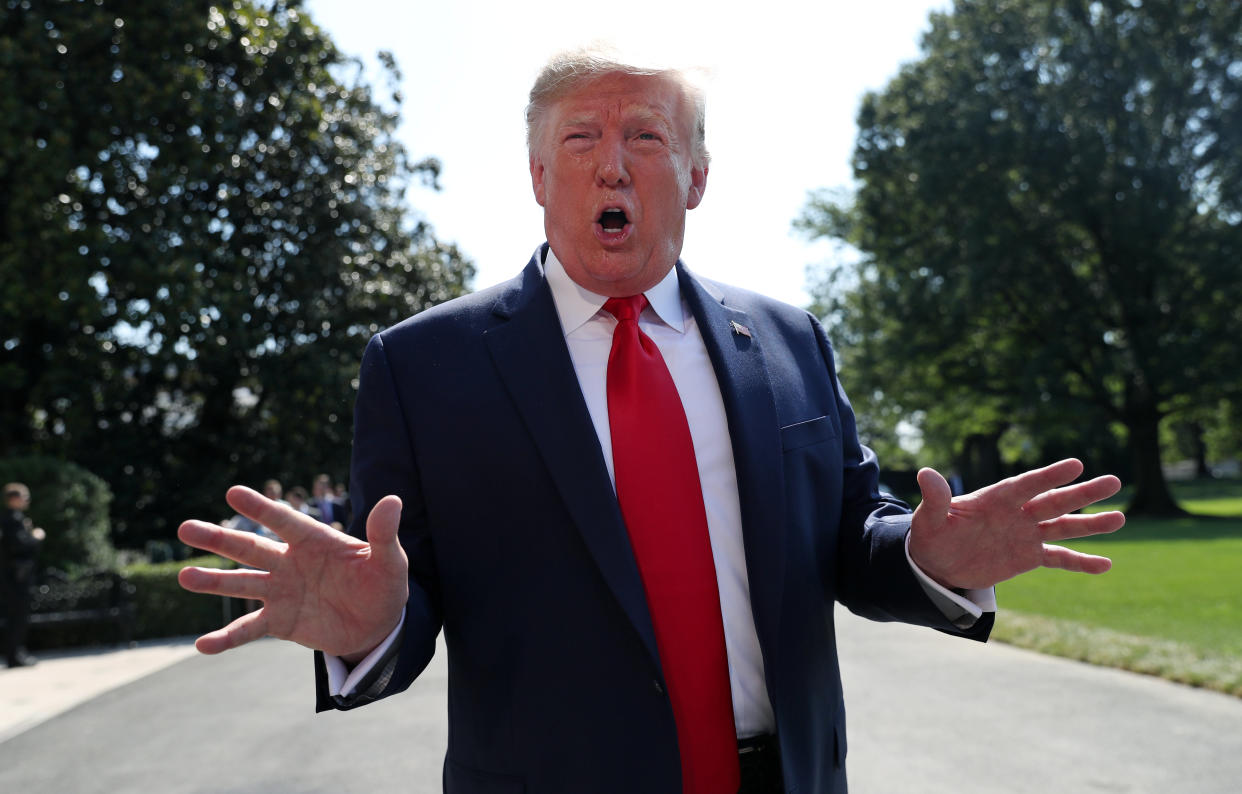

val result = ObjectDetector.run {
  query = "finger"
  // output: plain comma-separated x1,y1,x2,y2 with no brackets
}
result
915,467,953,518
1041,544,1112,574
1023,475,1122,523
178,520,284,570
225,485,322,545
179,566,270,600
998,458,1086,506
195,609,270,655
1039,510,1126,542
366,495,406,569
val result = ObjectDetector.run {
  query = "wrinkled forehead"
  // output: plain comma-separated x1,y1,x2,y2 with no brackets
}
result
549,72,693,131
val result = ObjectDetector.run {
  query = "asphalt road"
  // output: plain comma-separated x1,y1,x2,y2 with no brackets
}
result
2,607,1240,793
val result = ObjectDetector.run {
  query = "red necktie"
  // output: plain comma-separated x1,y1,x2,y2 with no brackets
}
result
604,295,740,794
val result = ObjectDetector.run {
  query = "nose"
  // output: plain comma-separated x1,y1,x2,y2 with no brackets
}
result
595,135,630,188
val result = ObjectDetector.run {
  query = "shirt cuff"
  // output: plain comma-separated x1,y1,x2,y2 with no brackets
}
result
323,608,406,697
904,533,997,628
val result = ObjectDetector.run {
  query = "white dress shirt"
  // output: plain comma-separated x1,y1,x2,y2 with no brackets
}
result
327,247,996,735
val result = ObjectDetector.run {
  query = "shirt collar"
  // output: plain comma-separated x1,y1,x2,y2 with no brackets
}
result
542,246,687,336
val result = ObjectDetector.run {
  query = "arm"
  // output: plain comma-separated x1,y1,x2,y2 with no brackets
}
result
807,314,1122,619
178,334,442,684
177,489,408,659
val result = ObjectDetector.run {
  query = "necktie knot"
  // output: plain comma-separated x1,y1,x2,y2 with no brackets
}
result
603,295,647,323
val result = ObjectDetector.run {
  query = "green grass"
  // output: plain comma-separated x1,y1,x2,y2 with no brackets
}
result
991,479,1242,696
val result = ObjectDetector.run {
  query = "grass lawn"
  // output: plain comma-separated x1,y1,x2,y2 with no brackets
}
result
990,478,1242,696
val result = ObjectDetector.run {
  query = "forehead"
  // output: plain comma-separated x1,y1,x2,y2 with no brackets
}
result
549,72,688,127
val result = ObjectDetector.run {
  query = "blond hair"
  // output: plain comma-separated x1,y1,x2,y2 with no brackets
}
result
525,47,709,166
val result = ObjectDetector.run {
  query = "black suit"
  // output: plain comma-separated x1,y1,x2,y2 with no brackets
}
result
1,507,41,664
316,251,992,792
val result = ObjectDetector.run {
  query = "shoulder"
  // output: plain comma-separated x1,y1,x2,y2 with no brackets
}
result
685,269,824,341
377,278,512,347
374,253,544,353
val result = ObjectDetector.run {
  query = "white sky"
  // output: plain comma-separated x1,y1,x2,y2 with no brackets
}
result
304,0,949,307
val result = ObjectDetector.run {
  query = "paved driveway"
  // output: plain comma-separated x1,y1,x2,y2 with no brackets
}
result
2,607,1239,793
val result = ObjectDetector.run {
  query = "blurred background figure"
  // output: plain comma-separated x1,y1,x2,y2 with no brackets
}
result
227,480,287,543
311,474,346,531
222,480,289,613
261,479,287,506
286,486,320,521
2,482,46,668
333,481,352,528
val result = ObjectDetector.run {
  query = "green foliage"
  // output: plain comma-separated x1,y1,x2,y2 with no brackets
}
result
0,0,474,547
0,455,115,574
992,613,1242,697
995,479,1242,695
799,0,1242,514
1001,517,1242,654
124,554,235,641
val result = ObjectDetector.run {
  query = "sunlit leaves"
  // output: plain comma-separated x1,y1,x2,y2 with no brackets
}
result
1,0,473,543
801,0,1242,513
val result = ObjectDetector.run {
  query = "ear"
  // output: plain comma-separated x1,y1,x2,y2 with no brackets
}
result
685,161,708,210
530,155,547,207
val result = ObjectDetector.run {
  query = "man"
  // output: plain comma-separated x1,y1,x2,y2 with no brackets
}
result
286,486,320,521
2,482,46,668
178,49,1125,793
310,473,346,531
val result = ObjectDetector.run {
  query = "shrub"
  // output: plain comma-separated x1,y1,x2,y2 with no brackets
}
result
125,555,241,641
27,555,241,651
0,455,116,574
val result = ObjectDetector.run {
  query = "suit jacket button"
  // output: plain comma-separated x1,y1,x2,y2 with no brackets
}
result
653,679,664,695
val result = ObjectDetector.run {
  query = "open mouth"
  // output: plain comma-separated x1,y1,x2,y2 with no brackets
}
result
598,208,629,233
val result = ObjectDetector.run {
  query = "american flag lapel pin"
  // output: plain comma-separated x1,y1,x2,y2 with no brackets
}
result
730,320,752,338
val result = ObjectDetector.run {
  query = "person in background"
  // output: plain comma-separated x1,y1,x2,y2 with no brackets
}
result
333,481,352,529
311,474,345,531
2,482,46,668
286,486,320,521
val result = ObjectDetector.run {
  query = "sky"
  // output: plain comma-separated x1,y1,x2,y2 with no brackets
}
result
303,0,951,308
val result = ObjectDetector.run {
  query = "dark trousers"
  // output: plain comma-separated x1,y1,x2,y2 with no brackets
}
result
2,574,33,662
737,734,784,794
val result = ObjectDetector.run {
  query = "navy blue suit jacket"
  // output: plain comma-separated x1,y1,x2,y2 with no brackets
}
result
315,250,992,793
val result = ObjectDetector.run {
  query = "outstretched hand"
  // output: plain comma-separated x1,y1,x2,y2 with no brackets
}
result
178,487,408,661
908,458,1125,591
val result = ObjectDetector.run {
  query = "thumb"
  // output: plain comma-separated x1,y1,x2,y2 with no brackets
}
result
914,467,953,528
365,495,406,568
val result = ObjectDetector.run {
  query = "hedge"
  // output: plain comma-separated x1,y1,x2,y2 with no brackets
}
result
125,555,241,641
27,554,242,650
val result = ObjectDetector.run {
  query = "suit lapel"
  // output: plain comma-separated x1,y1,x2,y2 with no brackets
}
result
678,264,787,673
484,256,660,666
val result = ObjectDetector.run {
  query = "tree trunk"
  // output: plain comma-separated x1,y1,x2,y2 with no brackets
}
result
958,430,1005,493
1125,407,1185,517
1190,421,1213,479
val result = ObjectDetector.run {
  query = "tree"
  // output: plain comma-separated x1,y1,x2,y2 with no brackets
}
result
800,0,1242,515
0,0,473,545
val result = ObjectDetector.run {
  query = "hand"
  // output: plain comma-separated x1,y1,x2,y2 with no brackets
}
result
908,458,1125,591
178,486,408,660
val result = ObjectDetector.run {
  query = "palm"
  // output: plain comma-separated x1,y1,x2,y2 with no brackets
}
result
178,487,408,658
908,459,1125,591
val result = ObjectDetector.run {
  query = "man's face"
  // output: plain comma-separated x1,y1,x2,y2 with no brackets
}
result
530,72,708,297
